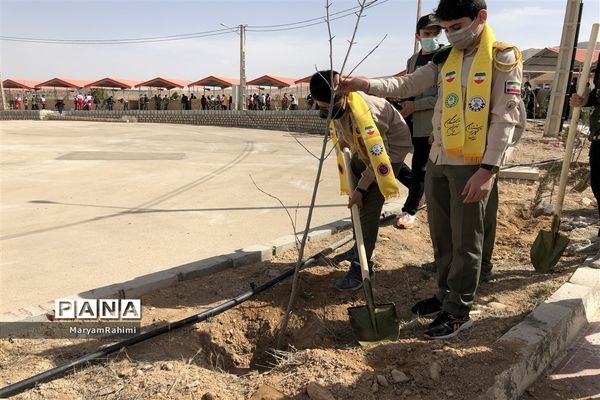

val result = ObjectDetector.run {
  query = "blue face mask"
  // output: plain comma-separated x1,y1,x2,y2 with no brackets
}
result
420,37,439,53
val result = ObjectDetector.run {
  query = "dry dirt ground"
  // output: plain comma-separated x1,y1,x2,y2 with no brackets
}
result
0,123,598,400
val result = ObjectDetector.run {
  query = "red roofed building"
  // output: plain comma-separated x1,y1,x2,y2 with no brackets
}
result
84,77,140,90
247,75,297,89
34,78,91,89
188,76,240,88
2,79,41,90
523,46,599,86
134,77,191,90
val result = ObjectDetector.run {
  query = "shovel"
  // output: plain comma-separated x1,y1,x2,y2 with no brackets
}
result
341,149,399,346
531,24,599,272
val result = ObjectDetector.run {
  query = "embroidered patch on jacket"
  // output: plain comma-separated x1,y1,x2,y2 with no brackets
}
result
473,72,486,84
370,144,384,156
445,71,456,83
467,96,486,112
445,93,459,108
377,163,391,176
505,81,522,94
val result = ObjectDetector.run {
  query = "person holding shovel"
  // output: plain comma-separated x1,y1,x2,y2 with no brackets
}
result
340,0,523,339
570,65,600,267
309,70,413,291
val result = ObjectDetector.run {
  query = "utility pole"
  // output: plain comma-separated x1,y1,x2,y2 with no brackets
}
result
543,0,582,137
0,72,7,111
413,0,422,54
239,24,246,111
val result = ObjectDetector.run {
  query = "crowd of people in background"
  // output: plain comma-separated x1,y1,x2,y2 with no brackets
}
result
11,93,46,110
8,90,328,112
201,94,232,110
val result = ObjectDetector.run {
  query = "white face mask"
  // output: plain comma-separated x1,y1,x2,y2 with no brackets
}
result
446,19,478,50
420,37,440,53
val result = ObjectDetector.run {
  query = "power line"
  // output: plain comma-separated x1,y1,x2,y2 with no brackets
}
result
246,0,384,29
246,1,386,33
0,0,386,44
0,27,233,43
0,30,234,45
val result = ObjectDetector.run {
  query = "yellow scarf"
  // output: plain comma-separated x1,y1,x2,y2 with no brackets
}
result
329,92,400,199
441,23,495,163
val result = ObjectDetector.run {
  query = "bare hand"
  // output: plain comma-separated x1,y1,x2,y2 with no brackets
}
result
348,190,364,209
400,100,415,118
462,168,494,203
339,76,370,93
569,94,588,108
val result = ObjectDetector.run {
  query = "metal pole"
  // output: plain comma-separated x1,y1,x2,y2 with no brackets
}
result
560,2,583,130
0,72,7,110
413,0,422,54
239,24,247,111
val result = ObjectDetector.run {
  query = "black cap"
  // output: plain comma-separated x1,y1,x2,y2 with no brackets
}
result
416,14,441,33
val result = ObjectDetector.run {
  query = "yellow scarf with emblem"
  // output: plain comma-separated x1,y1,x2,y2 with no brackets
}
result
441,23,495,163
329,92,400,199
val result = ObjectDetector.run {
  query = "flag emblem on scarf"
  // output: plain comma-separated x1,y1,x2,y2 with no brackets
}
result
473,72,486,84
445,71,456,83
365,125,376,135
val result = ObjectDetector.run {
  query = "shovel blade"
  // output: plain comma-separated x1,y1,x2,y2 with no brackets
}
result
530,229,570,273
348,303,399,346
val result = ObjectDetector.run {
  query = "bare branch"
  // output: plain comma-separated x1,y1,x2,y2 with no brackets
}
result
338,0,369,78
249,174,300,250
345,33,388,77
292,134,320,160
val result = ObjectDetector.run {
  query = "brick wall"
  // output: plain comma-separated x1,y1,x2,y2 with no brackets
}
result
0,109,327,134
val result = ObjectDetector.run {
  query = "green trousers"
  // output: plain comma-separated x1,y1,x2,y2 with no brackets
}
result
350,154,403,263
482,179,498,274
425,161,492,317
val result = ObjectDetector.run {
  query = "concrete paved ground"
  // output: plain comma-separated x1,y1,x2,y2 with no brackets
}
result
1,120,404,316
522,312,600,400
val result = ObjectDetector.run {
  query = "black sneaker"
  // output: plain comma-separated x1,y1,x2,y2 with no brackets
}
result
411,296,442,316
479,270,494,283
334,260,374,291
424,311,473,340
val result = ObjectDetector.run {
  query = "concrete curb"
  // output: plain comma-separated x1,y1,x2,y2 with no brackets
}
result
3,200,405,324
478,266,600,400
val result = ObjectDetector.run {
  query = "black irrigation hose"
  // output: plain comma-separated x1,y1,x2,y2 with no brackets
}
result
0,234,355,398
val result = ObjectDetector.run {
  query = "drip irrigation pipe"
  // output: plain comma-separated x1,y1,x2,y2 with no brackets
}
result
0,233,354,398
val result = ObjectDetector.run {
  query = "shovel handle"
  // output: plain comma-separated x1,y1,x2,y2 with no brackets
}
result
342,149,372,283
554,24,599,218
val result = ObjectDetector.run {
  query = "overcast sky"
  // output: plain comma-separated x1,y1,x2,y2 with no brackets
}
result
1,0,599,82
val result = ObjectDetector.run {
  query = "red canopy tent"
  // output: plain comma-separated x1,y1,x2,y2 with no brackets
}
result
247,75,296,89
134,77,190,90
84,77,139,90
35,78,90,89
2,79,41,90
